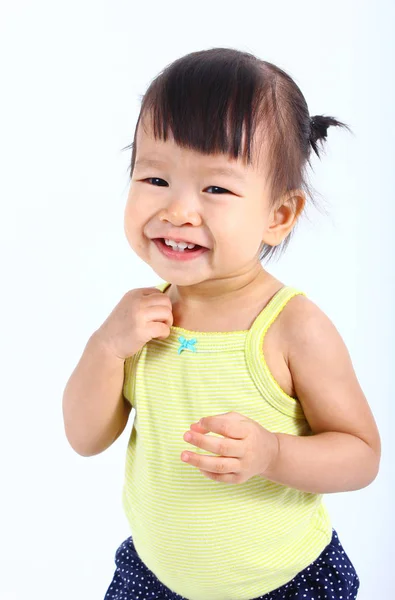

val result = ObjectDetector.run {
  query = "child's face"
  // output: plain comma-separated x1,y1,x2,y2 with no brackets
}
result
124,114,283,287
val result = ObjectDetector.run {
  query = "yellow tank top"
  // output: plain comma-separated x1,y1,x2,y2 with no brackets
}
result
121,281,333,600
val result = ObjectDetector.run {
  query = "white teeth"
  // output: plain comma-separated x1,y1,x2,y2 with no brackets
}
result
164,238,196,251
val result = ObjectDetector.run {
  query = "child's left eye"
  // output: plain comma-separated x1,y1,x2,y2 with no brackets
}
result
205,186,232,195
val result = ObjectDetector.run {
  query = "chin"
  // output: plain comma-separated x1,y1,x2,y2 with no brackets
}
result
151,267,208,287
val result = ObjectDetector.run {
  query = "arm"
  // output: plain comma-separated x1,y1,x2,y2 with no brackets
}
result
263,296,381,494
62,332,132,457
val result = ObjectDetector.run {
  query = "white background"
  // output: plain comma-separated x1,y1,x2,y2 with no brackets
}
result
1,1,394,598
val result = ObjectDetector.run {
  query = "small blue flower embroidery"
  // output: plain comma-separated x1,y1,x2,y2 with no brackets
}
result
177,336,197,354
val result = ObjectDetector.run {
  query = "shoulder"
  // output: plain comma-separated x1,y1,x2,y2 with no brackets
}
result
281,293,342,356
281,293,353,416
279,292,355,385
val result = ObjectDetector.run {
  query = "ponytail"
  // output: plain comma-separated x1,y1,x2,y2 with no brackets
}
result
309,115,351,158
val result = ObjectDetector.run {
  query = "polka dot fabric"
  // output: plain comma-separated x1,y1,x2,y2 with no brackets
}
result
103,528,360,600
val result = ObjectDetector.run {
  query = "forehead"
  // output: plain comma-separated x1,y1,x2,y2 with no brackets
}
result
135,112,267,177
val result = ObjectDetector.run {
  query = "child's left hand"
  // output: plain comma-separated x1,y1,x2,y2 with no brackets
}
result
181,411,279,484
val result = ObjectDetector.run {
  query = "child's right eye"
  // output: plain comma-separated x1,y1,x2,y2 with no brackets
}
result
143,177,168,187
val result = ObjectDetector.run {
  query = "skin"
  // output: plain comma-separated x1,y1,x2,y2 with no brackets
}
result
122,112,381,491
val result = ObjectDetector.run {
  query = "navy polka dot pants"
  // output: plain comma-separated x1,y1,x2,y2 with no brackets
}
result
103,528,360,599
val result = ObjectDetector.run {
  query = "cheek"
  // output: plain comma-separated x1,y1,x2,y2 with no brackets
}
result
124,209,136,239
124,190,157,230
124,202,146,250
220,208,264,250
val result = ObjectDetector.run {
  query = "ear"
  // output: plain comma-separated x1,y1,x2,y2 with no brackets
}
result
262,190,306,246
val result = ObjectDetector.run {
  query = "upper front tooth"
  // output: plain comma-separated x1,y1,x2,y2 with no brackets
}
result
165,239,195,249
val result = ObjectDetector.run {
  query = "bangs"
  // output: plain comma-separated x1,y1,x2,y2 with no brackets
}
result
139,49,265,167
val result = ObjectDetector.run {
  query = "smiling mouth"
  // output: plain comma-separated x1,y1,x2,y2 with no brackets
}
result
155,238,205,251
152,238,209,258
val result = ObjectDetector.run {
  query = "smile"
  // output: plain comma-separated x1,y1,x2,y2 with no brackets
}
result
153,238,209,261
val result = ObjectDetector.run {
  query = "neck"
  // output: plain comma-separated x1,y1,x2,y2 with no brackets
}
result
169,265,274,310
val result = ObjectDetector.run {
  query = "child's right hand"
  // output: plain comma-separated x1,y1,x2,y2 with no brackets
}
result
93,287,174,360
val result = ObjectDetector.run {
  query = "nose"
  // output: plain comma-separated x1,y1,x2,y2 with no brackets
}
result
159,203,202,227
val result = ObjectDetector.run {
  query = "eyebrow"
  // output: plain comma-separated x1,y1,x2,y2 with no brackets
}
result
134,157,248,182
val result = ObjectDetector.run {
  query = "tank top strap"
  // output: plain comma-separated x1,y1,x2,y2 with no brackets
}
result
156,281,171,293
248,285,307,337
245,285,307,419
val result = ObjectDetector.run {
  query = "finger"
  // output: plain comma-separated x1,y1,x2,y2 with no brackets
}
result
190,416,229,434
140,287,164,296
183,429,243,458
190,422,209,433
199,469,240,484
139,287,171,301
145,305,174,328
198,414,245,440
181,451,240,474
142,290,173,309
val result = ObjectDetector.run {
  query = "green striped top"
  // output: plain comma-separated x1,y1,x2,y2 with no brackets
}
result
121,281,332,600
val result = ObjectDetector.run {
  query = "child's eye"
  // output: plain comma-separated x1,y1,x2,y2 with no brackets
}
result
142,178,232,195
205,185,232,195
143,177,168,187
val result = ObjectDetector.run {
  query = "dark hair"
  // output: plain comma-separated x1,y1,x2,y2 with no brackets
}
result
122,47,351,263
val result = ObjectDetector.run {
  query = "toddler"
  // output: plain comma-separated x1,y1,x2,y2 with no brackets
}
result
62,47,381,600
